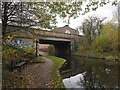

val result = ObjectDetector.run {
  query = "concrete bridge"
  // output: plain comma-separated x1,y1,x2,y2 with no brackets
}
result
6,26,84,58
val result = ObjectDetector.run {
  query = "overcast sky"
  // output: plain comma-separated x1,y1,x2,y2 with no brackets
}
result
56,2,118,29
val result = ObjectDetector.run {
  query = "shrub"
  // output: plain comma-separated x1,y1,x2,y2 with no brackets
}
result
48,45,55,55
35,56,45,63
91,22,118,53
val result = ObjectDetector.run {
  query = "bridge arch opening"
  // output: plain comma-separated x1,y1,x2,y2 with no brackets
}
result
36,37,71,59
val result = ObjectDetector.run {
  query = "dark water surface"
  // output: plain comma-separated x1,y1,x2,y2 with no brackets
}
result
60,56,120,89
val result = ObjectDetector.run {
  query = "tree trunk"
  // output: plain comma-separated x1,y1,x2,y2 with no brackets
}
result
2,2,8,38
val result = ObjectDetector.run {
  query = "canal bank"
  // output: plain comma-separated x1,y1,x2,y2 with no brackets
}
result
73,53,120,61
47,56,66,88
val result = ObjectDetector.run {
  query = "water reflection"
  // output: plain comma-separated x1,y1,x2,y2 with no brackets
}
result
63,72,85,89
60,56,119,89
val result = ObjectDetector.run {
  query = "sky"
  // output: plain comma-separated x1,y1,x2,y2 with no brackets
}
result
56,2,118,29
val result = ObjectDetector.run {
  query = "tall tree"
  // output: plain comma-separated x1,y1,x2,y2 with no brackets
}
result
2,2,21,37
80,16,106,44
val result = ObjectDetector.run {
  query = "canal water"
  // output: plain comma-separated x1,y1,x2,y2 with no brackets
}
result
60,56,120,89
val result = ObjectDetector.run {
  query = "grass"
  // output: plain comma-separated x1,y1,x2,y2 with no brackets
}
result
47,56,66,88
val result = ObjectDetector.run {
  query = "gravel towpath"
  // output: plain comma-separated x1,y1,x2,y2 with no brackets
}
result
21,57,53,88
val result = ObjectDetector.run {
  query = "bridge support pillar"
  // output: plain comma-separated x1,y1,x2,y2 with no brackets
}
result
35,40,39,57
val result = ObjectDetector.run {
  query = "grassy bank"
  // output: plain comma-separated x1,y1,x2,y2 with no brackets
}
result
75,51,120,61
47,56,66,88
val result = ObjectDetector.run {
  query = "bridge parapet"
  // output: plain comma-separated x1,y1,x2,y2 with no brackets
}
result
34,29,82,40
6,26,84,43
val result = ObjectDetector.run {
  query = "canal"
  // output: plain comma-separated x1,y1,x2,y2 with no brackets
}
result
60,56,120,89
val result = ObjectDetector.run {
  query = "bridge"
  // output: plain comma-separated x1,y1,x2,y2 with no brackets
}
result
34,29,84,58
6,26,84,58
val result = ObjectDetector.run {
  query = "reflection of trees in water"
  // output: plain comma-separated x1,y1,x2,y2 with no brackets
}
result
76,60,118,89
80,68,105,89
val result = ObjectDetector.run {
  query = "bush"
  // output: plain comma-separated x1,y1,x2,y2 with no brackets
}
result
36,56,45,63
91,22,118,53
48,45,55,55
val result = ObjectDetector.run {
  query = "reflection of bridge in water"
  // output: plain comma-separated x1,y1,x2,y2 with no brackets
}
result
7,26,84,59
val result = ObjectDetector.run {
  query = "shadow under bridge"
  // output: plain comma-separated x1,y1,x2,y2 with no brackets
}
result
38,37,71,59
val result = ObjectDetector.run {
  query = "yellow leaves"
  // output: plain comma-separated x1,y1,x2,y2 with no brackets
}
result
7,35,11,39
7,35,14,40
3,50,9,55
3,49,18,57
12,50,17,54
24,48,34,53
5,35,14,43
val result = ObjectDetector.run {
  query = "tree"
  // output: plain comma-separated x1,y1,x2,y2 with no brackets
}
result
2,2,21,37
92,22,118,53
80,16,106,44
118,2,120,28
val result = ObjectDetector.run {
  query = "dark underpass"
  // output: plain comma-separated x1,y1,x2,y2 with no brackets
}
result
37,37,71,59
